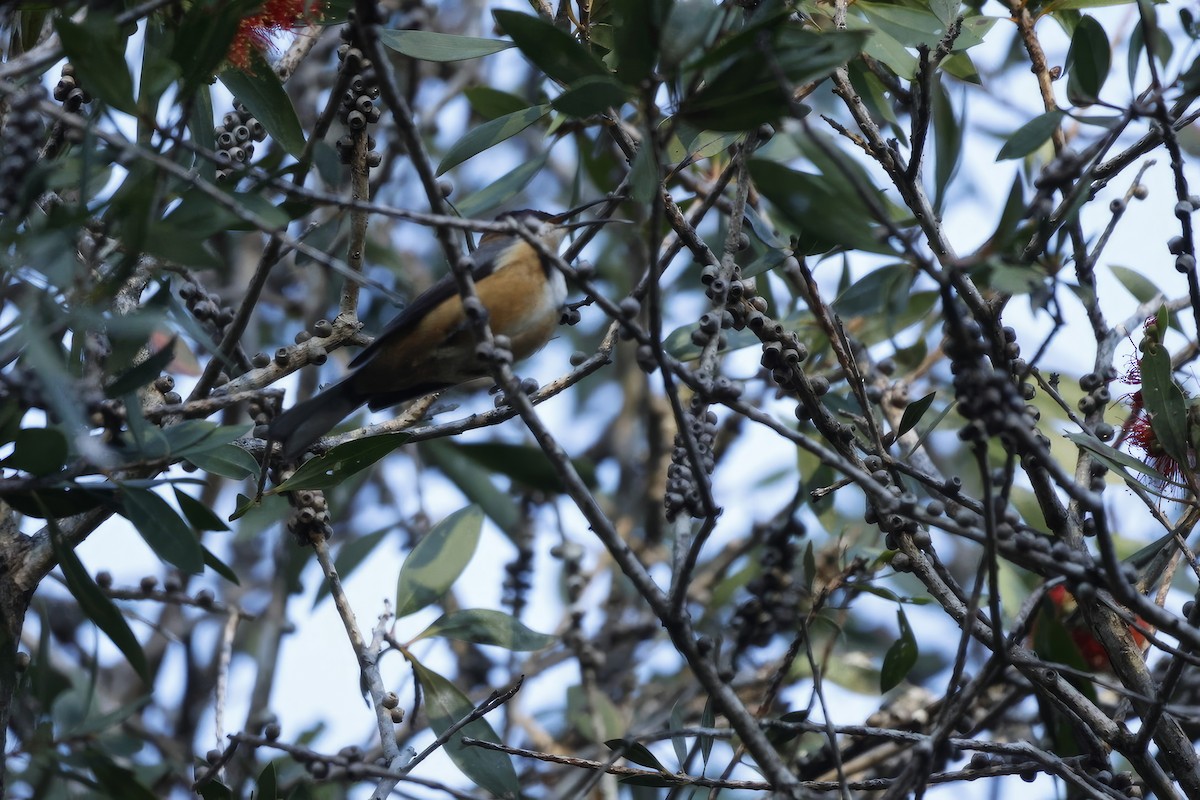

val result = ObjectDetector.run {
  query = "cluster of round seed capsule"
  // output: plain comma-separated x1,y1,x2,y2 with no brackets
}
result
52,63,92,114
502,534,534,618
286,487,332,544
946,318,1040,457
334,23,382,167
664,399,717,521
1077,369,1116,438
731,517,804,657
213,103,267,182
0,87,45,216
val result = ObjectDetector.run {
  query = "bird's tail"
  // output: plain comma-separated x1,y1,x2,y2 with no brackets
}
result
270,377,366,462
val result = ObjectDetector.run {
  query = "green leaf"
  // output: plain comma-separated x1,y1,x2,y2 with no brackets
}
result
568,684,625,741
1063,430,1172,486
858,2,950,48
55,15,136,114
50,521,148,681
455,151,550,218
106,338,177,397
552,75,631,117
1139,335,1191,469
660,0,722,71
121,487,205,574
611,0,662,85
395,505,483,617
203,547,241,585
255,761,277,800
996,110,1065,160
1109,265,1160,304
627,142,659,205
749,158,894,255
1,427,68,476
453,441,597,492
437,105,550,176
880,607,918,692
606,739,667,770
409,658,519,798
464,87,530,119
897,392,936,438
379,29,514,61
833,264,916,317
220,56,307,158
173,487,230,532
185,444,261,480
493,10,610,84
67,694,152,737
1065,14,1111,105
5,486,114,518
420,440,522,541
931,76,961,213
415,609,556,650
313,526,391,607
271,433,410,492
679,28,867,131
82,748,159,800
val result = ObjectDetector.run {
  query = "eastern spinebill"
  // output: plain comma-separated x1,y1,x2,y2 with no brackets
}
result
270,201,614,461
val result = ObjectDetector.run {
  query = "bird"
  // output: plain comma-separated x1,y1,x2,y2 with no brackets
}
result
269,202,612,461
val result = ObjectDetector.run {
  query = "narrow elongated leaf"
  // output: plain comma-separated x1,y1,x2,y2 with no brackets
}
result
271,433,410,492
464,87,529,119
1063,430,1172,486
1066,15,1111,105
660,0,722,71
68,695,152,737
1,427,68,476
551,75,630,117
1139,337,1190,469
456,150,549,218
173,488,230,532
453,441,597,492
314,526,391,607
1109,265,1161,304
437,105,550,176
395,505,483,617
410,658,519,798
996,111,1064,160
55,16,136,114
605,739,667,770
50,521,148,681
415,609,556,650
106,338,177,397
121,487,205,574
611,0,661,85
220,56,306,158
380,29,513,61
493,10,609,84
82,749,159,800
897,392,936,438
880,607,919,691
420,440,521,541
749,159,892,255
185,444,260,480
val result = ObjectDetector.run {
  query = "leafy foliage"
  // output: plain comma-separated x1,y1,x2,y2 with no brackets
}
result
2,0,1200,798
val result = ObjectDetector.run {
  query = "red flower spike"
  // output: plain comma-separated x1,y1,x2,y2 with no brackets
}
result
1045,585,1150,673
228,0,323,71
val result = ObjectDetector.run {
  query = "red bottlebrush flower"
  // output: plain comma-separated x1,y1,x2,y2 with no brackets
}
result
1045,585,1150,673
228,0,322,71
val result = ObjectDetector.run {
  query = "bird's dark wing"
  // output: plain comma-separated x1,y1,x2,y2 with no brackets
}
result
348,235,513,368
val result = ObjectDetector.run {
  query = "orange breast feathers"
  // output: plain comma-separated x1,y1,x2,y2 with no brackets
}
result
348,241,566,397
